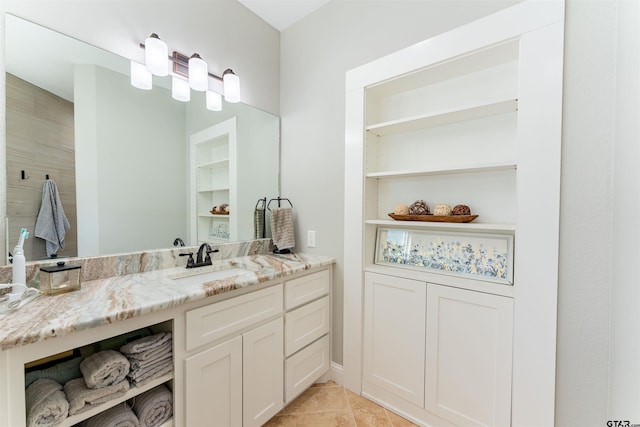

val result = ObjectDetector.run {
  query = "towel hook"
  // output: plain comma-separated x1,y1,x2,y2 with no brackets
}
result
21,170,29,180
267,197,293,211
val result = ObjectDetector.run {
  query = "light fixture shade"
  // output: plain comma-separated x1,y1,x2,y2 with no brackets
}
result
223,69,241,103
131,61,152,90
206,91,222,111
145,34,168,76
188,54,208,91
172,76,190,102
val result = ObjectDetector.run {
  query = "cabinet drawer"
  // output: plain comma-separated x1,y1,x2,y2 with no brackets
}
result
185,284,283,351
284,269,330,310
284,296,330,357
284,334,330,403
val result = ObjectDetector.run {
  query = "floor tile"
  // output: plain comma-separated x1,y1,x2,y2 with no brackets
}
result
266,382,418,427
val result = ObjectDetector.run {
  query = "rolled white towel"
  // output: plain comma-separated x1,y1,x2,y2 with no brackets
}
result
80,350,130,389
82,404,139,427
25,378,69,427
64,378,130,415
132,385,173,427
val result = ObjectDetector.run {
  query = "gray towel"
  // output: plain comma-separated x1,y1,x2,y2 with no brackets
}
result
80,350,130,389
25,356,83,388
120,333,171,355
64,378,130,415
122,341,171,362
25,379,69,427
34,179,71,257
82,404,139,427
132,385,173,427
254,207,265,239
129,352,172,372
128,360,173,388
270,207,295,250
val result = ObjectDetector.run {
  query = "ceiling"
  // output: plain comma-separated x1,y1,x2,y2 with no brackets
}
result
237,0,332,31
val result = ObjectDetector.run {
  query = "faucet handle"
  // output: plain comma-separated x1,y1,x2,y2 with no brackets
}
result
179,252,195,268
204,248,219,264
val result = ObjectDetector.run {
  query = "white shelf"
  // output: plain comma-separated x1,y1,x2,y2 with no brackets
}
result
199,214,229,219
366,162,516,179
58,373,174,427
366,98,518,136
198,159,229,169
198,186,229,193
366,219,515,234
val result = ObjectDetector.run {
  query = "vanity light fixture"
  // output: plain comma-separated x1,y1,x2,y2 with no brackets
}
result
130,61,152,90
206,90,222,111
223,69,241,103
131,33,242,108
188,54,208,91
144,34,168,76
172,76,191,102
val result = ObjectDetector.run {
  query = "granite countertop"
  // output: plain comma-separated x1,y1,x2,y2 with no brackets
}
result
0,252,334,351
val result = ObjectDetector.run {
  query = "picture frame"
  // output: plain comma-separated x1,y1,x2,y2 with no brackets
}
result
375,227,514,284
210,219,230,240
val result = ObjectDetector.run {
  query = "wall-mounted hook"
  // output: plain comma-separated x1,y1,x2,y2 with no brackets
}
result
21,170,29,180
46,174,50,180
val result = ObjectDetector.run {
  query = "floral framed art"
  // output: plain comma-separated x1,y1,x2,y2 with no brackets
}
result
375,228,514,284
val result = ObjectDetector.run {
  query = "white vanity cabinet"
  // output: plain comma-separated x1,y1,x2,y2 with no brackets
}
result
183,284,284,427
0,312,176,427
0,263,333,427
283,269,332,403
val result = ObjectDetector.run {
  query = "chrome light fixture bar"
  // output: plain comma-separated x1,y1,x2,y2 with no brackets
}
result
131,33,241,111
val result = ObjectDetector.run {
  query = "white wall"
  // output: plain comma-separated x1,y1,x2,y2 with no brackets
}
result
610,0,640,421
281,0,639,422
280,0,521,367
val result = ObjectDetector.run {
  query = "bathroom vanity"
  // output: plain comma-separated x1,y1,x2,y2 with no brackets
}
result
0,249,333,427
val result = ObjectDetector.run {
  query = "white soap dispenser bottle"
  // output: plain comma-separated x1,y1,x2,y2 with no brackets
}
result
12,228,27,286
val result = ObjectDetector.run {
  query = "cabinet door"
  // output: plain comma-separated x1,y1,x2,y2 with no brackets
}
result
425,284,513,427
185,335,242,427
363,272,426,407
243,317,284,427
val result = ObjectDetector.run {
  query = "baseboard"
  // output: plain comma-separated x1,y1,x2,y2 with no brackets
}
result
317,361,343,386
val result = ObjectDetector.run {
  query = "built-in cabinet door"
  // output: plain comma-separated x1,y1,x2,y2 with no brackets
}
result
363,272,427,407
425,283,513,427
185,335,243,427
243,317,284,427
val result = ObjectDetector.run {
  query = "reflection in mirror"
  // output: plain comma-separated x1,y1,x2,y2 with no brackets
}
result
4,15,280,264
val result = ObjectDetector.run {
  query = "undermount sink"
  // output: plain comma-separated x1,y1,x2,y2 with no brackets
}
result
169,268,251,286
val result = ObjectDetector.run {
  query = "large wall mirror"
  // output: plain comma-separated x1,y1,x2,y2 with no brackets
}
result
4,14,280,264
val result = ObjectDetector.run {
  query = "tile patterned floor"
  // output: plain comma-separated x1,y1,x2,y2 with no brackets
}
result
264,381,419,427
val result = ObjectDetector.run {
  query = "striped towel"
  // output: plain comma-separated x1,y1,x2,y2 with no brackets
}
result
270,207,295,250
34,179,70,257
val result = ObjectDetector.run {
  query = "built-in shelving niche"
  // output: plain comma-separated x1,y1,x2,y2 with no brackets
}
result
24,320,174,427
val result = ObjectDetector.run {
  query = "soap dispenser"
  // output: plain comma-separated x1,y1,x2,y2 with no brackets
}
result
12,228,28,286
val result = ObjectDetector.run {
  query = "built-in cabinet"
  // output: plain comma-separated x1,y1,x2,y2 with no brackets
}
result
344,2,564,425
363,272,513,426
425,283,513,427
0,266,332,427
